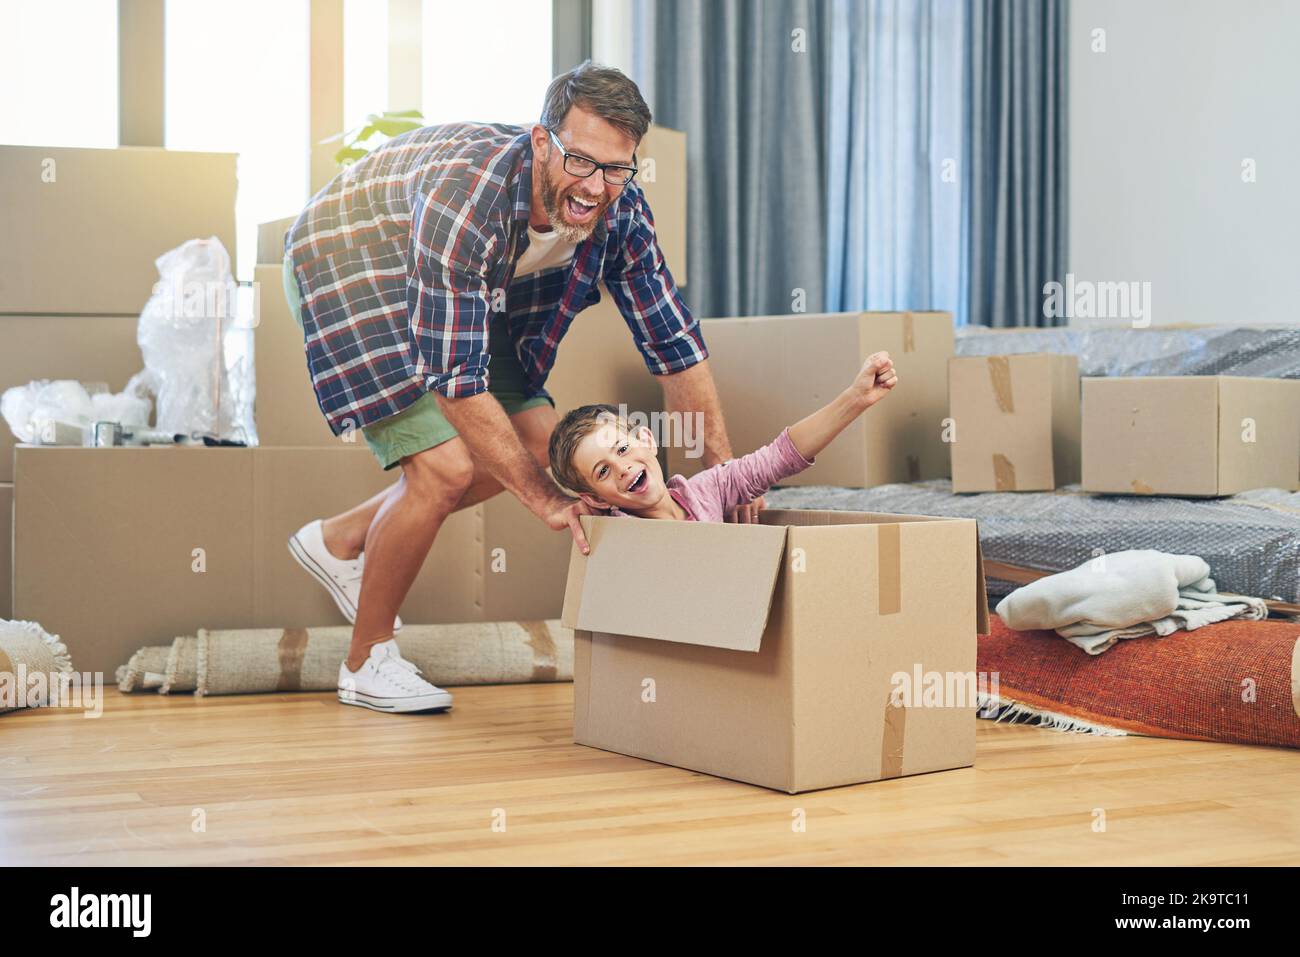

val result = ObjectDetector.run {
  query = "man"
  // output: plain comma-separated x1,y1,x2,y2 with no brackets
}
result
282,62,756,715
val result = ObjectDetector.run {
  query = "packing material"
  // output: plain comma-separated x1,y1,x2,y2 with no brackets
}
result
0,316,143,482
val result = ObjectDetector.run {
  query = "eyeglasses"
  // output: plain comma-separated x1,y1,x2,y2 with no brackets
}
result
545,127,638,186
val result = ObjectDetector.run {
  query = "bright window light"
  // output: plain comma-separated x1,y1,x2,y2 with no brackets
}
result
165,0,309,281
0,0,118,147
421,0,552,126
344,0,389,131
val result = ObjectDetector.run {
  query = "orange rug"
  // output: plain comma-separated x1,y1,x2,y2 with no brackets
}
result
977,613,1300,748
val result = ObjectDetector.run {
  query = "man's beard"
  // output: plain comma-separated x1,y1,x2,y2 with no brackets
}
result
538,161,605,244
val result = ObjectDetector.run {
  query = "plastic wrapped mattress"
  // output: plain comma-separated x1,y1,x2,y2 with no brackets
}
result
766,480,1300,604
955,323,1300,379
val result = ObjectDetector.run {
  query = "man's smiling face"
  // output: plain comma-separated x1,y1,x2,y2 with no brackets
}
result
531,104,638,243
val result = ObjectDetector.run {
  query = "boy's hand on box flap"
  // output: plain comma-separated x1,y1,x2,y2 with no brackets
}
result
726,493,767,524
853,351,899,408
547,496,595,554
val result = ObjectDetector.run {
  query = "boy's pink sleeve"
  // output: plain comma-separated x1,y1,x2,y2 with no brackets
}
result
688,428,815,511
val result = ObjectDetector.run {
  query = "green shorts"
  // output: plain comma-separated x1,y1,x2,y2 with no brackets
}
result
282,255,553,471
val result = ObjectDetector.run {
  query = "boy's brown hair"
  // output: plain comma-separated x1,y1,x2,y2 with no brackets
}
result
548,403,624,495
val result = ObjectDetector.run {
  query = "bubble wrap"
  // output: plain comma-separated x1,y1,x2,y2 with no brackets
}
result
766,480,1300,604
955,324,1300,379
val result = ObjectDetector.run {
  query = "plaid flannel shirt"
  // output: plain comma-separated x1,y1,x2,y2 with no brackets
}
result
285,122,706,435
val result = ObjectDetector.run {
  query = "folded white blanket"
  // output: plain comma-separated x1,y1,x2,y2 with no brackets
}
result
995,549,1268,654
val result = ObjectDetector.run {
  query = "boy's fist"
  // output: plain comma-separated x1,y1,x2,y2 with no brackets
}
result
854,351,898,407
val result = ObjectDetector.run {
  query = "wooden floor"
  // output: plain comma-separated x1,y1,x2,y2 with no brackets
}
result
3,684,1299,866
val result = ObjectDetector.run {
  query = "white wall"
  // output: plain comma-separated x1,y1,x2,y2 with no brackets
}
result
1069,0,1300,326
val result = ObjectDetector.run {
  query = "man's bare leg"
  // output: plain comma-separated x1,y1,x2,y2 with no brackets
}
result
343,404,559,671
320,404,557,562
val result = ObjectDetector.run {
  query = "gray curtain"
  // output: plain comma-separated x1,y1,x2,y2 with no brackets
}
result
552,0,593,73
630,0,832,319
628,0,1067,326
824,0,966,321
963,0,1069,327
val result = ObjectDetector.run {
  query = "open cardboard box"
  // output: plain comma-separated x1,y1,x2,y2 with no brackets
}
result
561,509,989,793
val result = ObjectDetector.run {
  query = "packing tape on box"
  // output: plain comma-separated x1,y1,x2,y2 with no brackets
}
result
993,453,1018,491
901,311,915,353
986,356,1014,412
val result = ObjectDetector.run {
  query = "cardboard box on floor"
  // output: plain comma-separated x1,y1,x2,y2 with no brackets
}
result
0,315,144,483
1081,376,1300,496
12,446,571,675
668,312,955,487
948,354,1081,492
562,509,989,793
0,145,238,315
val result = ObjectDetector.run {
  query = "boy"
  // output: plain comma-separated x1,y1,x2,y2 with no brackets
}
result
548,352,898,521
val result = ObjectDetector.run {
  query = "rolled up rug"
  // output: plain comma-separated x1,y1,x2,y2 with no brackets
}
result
116,645,171,693
160,635,199,695
0,619,74,714
196,620,572,695
116,620,573,697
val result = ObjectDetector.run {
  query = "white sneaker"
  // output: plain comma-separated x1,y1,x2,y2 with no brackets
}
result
288,519,402,633
337,639,453,713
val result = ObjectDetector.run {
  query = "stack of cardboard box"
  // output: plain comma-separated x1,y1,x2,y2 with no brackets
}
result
6,128,689,675
0,144,239,621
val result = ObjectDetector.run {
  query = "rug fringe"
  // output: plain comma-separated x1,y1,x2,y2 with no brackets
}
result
195,631,209,698
159,636,190,696
977,692,1127,737
2,619,74,706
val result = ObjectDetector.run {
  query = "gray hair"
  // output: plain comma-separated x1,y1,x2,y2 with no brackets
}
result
540,61,652,143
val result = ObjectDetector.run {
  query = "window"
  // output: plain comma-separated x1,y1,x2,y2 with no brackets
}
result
344,0,389,132
165,0,309,281
420,0,552,126
0,0,118,148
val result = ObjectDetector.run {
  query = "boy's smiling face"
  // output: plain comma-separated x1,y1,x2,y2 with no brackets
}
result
570,418,668,513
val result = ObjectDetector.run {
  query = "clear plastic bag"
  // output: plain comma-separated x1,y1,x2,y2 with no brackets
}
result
0,378,151,445
135,237,258,444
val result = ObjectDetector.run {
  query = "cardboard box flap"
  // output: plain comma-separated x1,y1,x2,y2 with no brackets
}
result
974,526,990,636
562,515,787,652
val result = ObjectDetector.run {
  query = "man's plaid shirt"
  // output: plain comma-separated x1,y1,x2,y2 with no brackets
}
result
285,122,706,435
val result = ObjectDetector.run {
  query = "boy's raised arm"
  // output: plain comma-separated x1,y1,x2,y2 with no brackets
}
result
787,352,898,460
